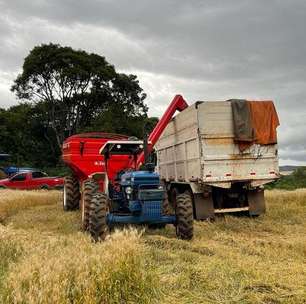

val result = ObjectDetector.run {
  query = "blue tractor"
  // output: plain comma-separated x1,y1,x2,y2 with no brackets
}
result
88,140,194,241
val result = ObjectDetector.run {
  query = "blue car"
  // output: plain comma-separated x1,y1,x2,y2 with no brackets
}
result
0,154,38,176
3,167,39,177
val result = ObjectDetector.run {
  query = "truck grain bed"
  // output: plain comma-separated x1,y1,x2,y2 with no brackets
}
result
156,101,279,190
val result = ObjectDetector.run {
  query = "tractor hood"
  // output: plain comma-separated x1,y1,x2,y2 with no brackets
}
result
120,171,160,187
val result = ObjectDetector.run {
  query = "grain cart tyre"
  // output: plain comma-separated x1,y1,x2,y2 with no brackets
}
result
63,176,80,211
81,179,99,231
175,192,194,240
89,192,108,242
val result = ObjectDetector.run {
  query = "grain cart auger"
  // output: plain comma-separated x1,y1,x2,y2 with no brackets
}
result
62,95,192,240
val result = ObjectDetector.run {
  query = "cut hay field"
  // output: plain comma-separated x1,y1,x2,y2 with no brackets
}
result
0,189,305,304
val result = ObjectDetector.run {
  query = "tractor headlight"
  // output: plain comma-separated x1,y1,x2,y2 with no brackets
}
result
125,186,133,194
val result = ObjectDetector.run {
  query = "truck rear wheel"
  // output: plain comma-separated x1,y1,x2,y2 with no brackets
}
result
89,192,108,241
81,179,99,231
63,176,80,211
175,192,194,240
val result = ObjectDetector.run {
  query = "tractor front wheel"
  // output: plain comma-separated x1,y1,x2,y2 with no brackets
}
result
63,176,80,211
81,179,99,231
175,192,194,240
89,192,109,241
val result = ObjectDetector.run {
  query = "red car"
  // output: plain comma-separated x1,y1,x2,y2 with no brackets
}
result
0,171,64,190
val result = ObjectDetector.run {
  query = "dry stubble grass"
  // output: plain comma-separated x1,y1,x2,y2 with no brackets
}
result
0,189,61,223
0,188,305,303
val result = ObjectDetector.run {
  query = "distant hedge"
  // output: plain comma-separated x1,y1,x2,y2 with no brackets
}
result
266,167,306,190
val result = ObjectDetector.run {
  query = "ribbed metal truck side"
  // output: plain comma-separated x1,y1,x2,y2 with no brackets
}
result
155,101,279,219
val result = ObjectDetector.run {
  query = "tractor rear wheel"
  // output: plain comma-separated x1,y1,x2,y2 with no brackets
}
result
175,192,194,240
81,179,99,231
63,176,80,211
89,192,108,241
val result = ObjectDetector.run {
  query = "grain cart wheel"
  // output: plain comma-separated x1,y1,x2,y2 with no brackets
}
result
81,179,99,231
63,176,80,211
89,192,108,242
175,192,194,240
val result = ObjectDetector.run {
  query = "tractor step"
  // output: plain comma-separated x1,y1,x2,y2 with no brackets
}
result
107,214,176,225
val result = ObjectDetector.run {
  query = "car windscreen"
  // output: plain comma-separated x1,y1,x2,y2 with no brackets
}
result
11,173,27,181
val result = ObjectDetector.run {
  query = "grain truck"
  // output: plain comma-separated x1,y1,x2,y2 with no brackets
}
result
155,99,280,219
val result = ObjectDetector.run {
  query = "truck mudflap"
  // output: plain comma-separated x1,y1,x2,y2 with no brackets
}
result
193,193,214,220
248,188,265,216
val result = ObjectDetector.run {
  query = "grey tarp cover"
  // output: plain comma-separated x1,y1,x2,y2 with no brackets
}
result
229,99,254,142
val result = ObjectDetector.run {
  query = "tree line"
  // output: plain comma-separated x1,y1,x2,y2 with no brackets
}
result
0,44,158,169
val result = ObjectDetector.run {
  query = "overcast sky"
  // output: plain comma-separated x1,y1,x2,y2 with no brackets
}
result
0,0,305,165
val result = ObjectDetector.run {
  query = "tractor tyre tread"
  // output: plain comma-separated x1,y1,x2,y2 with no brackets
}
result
176,192,194,240
89,192,108,242
82,179,99,231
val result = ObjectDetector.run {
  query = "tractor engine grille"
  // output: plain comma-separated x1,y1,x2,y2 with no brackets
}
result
142,201,162,218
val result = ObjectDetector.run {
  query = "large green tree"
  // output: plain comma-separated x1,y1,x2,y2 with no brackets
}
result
11,43,147,151
0,103,158,171
0,104,58,167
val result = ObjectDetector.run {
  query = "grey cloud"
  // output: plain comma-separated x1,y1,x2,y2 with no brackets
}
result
0,0,305,164
279,148,306,162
